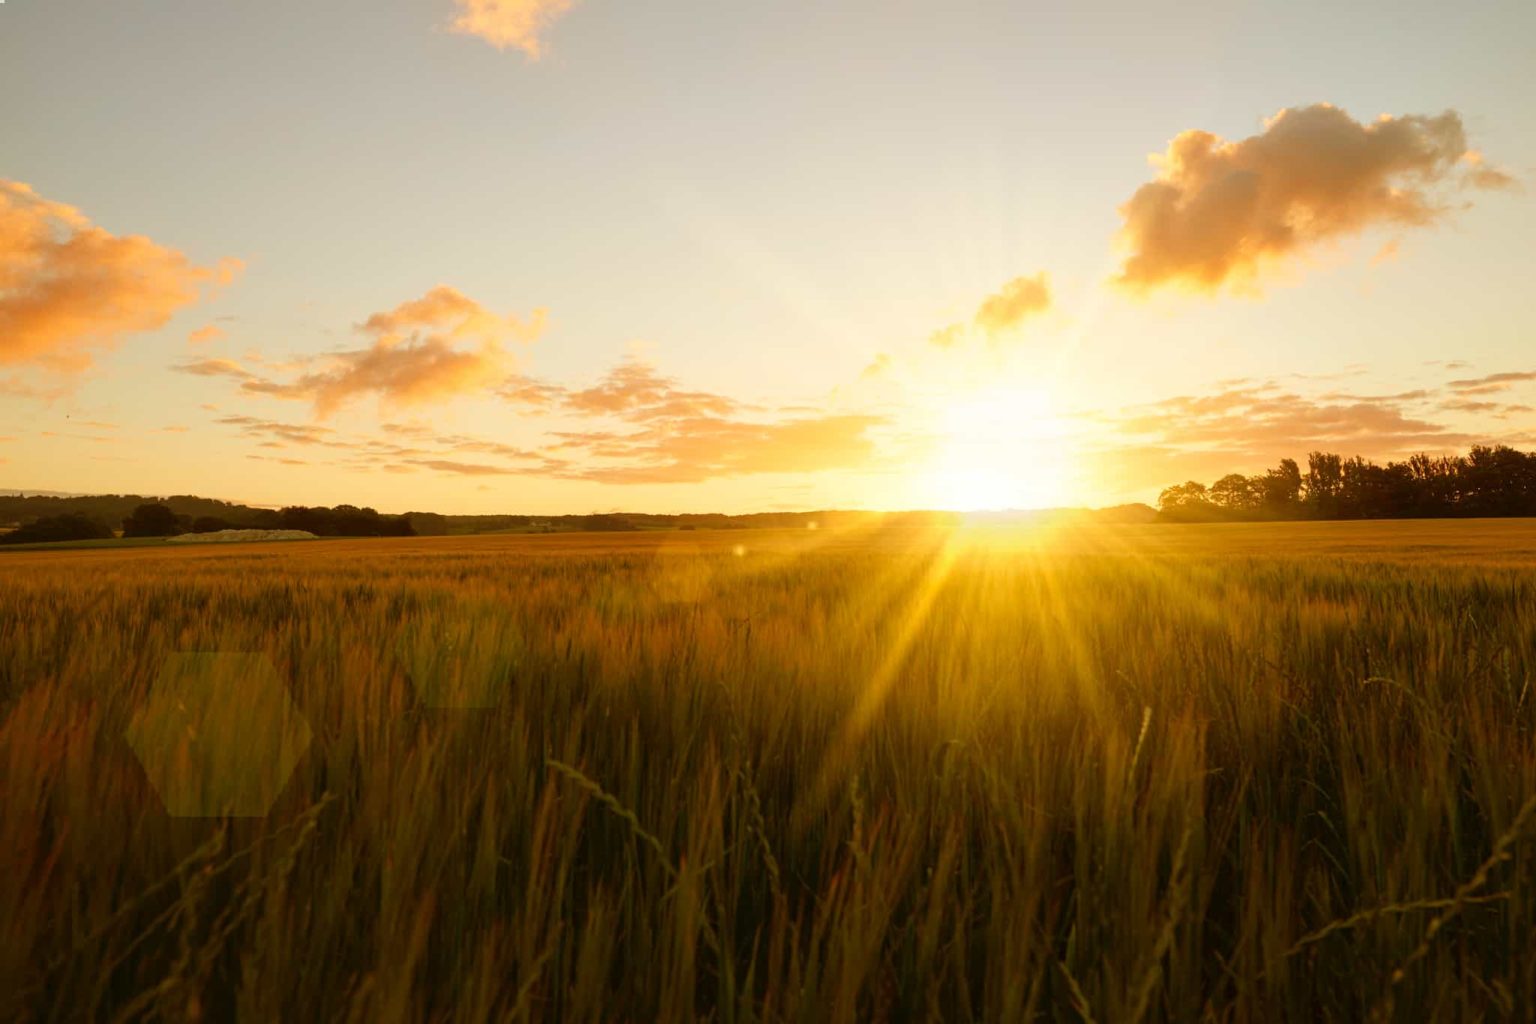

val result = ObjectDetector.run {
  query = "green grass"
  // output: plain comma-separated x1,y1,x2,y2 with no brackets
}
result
3,520,1536,1021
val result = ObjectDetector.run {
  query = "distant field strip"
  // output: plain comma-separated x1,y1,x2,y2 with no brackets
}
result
4,519,1536,1020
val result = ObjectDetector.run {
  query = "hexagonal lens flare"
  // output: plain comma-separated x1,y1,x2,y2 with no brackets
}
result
126,653,312,818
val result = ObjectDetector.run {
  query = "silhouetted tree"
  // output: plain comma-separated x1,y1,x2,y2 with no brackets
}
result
1210,474,1257,513
0,514,114,545
578,514,639,532
276,504,414,537
1304,452,1343,517
1260,458,1303,515
1160,446,1536,522
404,511,449,536
1157,481,1216,519
122,503,182,538
191,516,233,534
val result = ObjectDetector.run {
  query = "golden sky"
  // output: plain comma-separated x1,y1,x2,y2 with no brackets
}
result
1,1,1532,513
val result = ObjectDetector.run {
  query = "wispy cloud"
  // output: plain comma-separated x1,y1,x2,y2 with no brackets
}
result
550,413,886,484
1446,370,1536,395
562,359,741,419
209,352,887,486
192,286,545,416
177,357,257,381
1077,373,1518,500
1107,382,1469,449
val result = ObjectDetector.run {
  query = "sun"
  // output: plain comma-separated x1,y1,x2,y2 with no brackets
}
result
914,387,1076,511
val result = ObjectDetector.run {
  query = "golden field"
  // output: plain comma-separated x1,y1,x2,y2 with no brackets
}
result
5,519,1536,1021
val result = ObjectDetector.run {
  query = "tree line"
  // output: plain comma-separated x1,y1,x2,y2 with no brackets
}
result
1159,445,1536,521
0,501,416,545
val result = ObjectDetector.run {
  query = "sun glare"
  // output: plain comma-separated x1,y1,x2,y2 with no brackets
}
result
916,387,1076,511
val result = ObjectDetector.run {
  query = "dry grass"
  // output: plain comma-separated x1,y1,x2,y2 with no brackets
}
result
4,518,1536,1021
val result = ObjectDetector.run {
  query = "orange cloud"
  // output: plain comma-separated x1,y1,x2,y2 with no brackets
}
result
177,357,255,380
449,0,578,57
222,287,544,416
0,374,71,400
537,357,884,483
1099,381,1478,471
1461,150,1520,191
1081,376,1518,501
206,344,886,484
551,412,886,484
0,180,239,370
405,458,523,476
974,273,1052,335
930,272,1052,347
1446,371,1536,395
498,375,568,408
564,359,740,420
1114,105,1510,295
188,324,226,345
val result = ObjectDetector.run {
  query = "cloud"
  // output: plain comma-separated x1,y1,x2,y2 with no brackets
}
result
208,348,887,486
176,357,256,380
930,272,1053,347
1097,381,1479,477
1446,370,1536,395
405,458,521,476
563,359,740,420
246,454,310,467
861,353,892,379
1461,150,1520,191
974,273,1052,335
0,180,239,371
226,286,544,416
928,324,965,349
1081,376,1522,500
216,414,342,448
417,357,885,484
551,413,886,484
0,374,71,400
449,0,578,57
1113,105,1510,295
530,357,884,483
497,375,568,408
435,433,537,459
188,324,226,345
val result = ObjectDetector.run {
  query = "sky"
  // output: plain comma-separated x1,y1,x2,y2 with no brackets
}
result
1,0,1533,514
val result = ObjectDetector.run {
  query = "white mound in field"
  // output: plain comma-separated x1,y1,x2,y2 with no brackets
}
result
167,530,318,544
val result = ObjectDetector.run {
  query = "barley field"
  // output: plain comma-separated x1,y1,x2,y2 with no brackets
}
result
5,519,1536,1022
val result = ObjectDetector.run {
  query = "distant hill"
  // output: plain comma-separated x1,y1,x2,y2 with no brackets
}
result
0,489,90,498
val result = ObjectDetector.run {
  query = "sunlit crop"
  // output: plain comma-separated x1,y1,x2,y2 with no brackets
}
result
4,520,1536,1020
